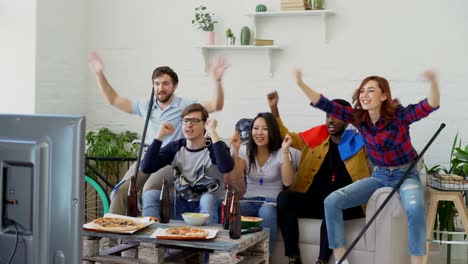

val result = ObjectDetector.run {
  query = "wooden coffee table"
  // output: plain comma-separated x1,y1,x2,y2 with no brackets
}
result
83,221,269,264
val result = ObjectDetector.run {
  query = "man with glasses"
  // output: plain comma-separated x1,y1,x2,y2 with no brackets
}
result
88,52,228,217
141,103,234,223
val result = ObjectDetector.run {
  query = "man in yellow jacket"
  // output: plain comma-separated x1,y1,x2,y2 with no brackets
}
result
267,91,371,264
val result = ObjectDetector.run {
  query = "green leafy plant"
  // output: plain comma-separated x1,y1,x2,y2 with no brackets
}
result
226,28,234,38
192,5,218,32
426,133,468,176
86,128,138,185
425,133,468,264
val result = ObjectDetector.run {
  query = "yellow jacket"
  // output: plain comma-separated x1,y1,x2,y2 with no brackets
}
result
276,117,371,193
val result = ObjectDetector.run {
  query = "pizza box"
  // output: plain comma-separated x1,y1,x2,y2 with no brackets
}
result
151,227,218,240
83,213,155,234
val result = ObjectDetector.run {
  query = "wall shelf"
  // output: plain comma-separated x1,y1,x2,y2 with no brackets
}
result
199,45,281,77
245,10,335,42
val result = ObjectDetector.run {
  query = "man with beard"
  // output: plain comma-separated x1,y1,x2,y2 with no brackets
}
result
267,91,371,264
88,52,228,216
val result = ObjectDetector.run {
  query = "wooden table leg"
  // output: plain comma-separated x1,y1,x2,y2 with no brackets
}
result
209,251,237,264
138,242,164,264
244,236,269,264
82,237,99,264
121,247,137,258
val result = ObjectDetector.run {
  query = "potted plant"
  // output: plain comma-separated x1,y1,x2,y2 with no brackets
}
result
192,5,218,45
309,0,325,9
425,133,468,264
225,28,235,45
86,128,138,185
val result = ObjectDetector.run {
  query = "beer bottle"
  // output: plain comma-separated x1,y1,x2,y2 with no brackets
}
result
222,185,230,230
127,176,138,217
229,190,241,239
159,179,170,223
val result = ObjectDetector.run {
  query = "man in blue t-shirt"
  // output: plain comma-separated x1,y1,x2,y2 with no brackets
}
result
88,52,228,216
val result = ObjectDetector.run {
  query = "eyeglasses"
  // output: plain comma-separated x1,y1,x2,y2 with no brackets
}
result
182,118,203,125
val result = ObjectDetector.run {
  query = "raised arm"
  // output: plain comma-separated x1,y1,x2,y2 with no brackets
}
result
267,91,307,150
267,90,280,118
281,134,295,187
200,57,228,113
141,122,176,173
206,118,221,143
423,70,440,108
88,52,132,113
229,132,247,184
294,69,321,105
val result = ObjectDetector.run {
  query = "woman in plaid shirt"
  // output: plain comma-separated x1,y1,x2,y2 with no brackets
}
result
294,70,439,264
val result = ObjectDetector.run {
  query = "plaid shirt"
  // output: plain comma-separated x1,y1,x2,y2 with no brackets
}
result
313,95,439,167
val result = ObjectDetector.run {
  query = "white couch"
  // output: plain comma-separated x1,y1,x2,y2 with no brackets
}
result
271,187,411,264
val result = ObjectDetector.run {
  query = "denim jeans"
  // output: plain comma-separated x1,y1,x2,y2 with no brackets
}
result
240,197,277,255
143,190,220,224
324,167,426,256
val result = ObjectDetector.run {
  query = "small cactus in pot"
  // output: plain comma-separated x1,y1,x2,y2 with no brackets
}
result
226,28,236,45
255,4,267,12
240,26,251,46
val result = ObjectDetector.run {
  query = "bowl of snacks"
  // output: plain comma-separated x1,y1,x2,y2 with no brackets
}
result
182,212,210,226
241,216,263,229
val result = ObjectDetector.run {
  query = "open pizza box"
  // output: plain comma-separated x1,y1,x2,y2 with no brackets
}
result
83,213,155,234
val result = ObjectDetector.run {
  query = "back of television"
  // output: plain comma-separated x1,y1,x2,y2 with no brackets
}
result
0,114,85,264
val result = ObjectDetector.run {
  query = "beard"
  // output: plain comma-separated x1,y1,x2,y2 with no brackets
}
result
329,127,346,137
157,92,174,103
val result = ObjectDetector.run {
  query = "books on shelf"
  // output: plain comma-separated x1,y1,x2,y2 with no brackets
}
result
280,6,307,11
254,39,274,46
280,0,310,10
281,2,306,7
280,0,306,4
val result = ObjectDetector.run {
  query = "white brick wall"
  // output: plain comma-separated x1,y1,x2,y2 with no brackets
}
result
1,0,467,167
0,0,36,113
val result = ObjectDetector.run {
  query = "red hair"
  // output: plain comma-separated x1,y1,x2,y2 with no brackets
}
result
351,76,400,125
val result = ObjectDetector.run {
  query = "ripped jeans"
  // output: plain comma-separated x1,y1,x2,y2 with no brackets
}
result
324,166,426,256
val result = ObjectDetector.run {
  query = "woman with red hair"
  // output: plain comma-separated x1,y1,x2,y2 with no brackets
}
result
294,70,439,264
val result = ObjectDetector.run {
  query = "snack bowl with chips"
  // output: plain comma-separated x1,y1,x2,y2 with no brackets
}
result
182,212,210,226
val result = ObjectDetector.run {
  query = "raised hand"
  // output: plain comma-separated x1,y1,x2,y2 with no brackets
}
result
282,134,293,150
422,70,437,82
212,57,229,82
267,90,279,108
292,68,321,104
230,132,241,151
157,122,175,140
424,69,440,108
293,68,303,85
88,52,104,74
206,118,218,132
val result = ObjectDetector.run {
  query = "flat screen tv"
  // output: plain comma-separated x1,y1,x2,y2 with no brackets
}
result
0,114,85,264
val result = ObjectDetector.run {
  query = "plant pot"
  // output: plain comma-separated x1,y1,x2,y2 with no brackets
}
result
309,0,324,9
226,37,235,45
206,31,215,45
